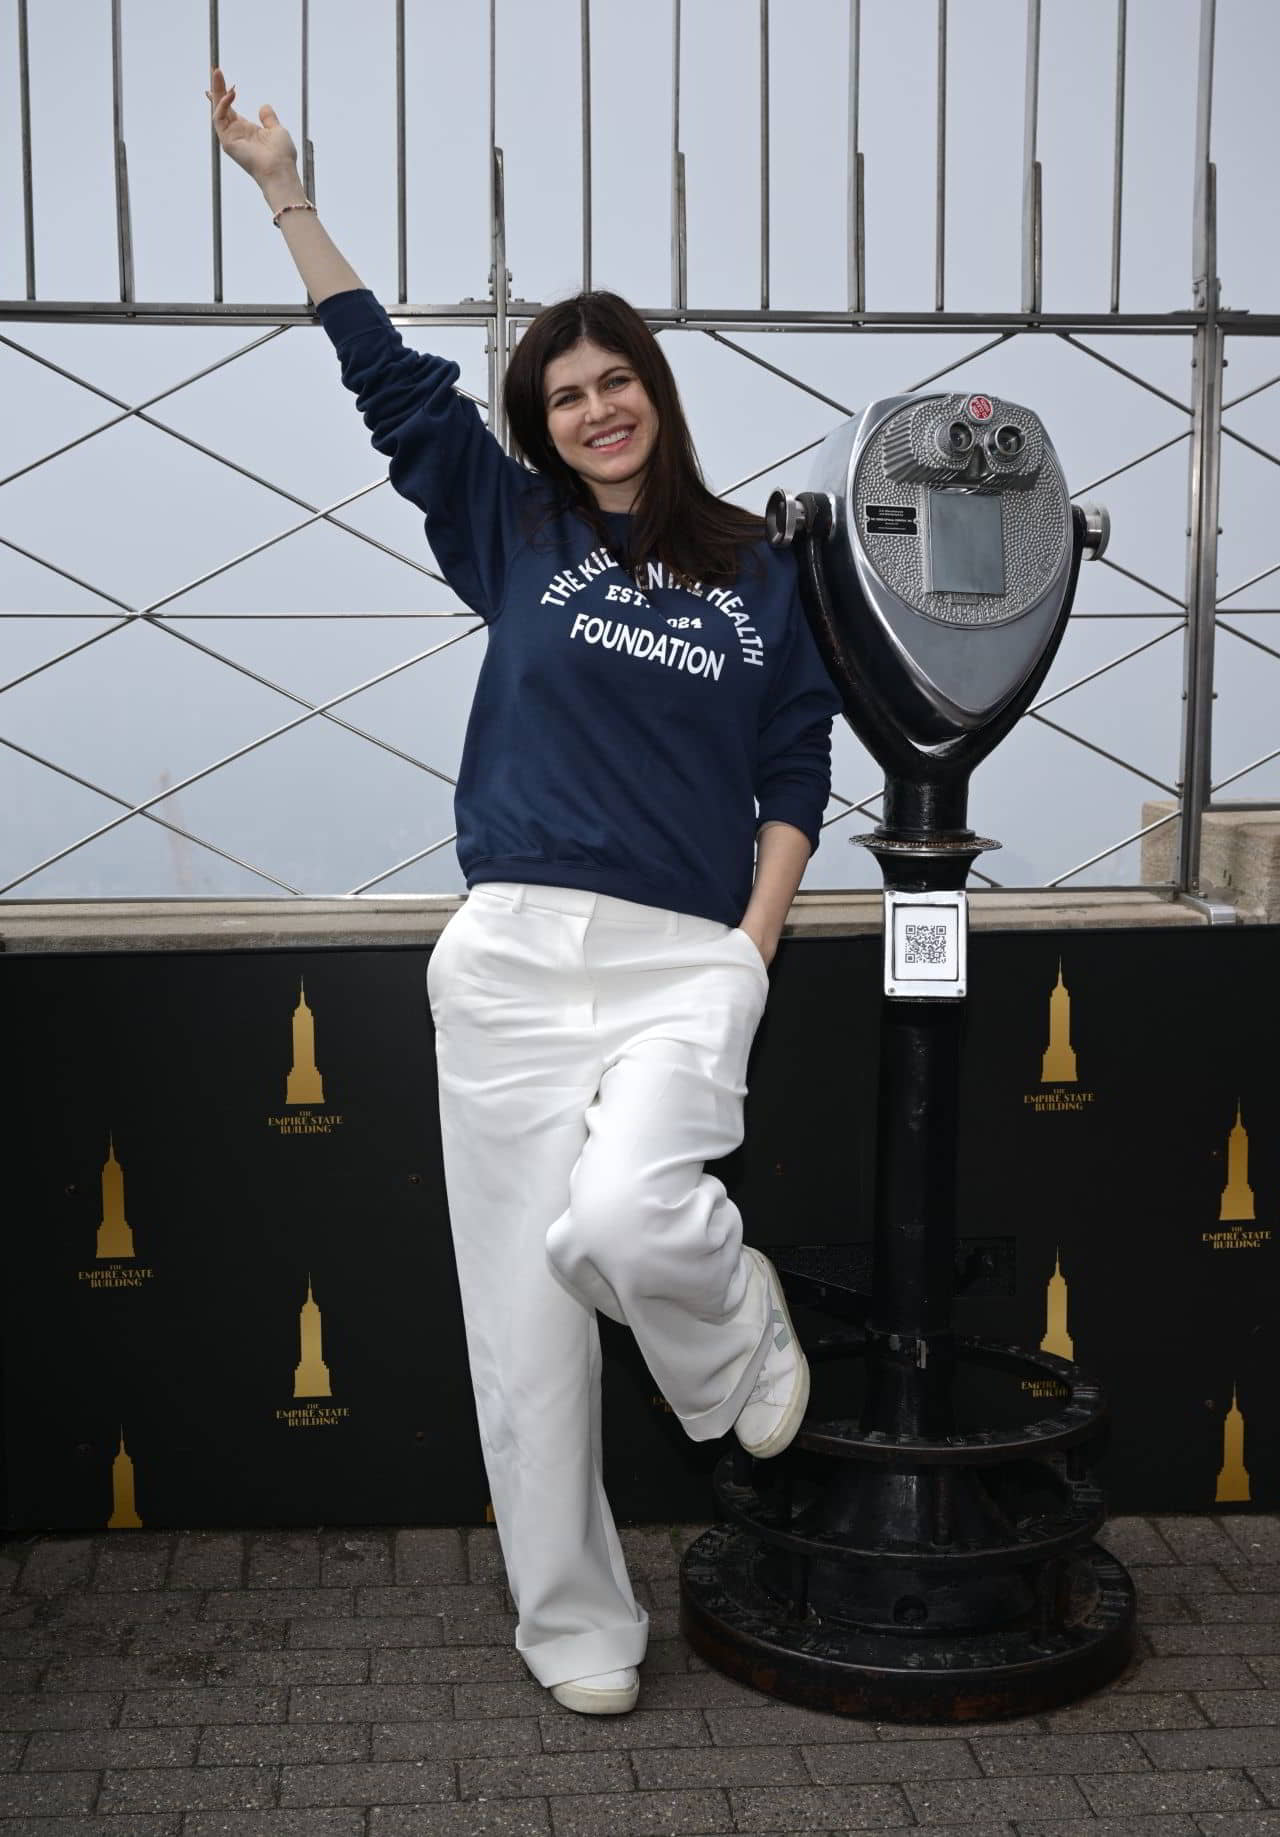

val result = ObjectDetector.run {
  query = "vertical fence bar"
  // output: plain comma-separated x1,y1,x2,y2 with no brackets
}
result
300,0,315,283
847,0,864,312
1109,0,1126,313
1020,0,1042,314
17,0,35,299
760,0,770,310
109,0,134,304
488,0,509,450
1178,0,1221,891
671,0,686,310
935,0,947,313
208,0,222,303
581,0,592,291
395,0,407,303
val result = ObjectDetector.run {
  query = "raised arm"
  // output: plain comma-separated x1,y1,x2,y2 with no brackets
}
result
205,67,362,304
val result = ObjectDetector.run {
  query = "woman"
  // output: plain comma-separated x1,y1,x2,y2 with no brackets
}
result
207,67,841,1716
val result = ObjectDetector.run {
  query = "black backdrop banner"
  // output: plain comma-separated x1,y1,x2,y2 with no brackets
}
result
4,924,1274,1533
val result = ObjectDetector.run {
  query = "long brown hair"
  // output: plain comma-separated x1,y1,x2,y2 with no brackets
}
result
503,291,764,587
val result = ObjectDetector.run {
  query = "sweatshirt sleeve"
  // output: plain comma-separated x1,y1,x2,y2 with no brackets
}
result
315,287,530,620
754,583,843,854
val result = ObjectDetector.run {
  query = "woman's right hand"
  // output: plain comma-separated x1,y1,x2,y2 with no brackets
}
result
205,66,298,189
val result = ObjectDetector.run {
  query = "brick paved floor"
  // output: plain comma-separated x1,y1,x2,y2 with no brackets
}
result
2,1515,1280,1835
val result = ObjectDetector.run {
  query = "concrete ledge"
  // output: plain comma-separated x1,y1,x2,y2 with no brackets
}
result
1142,800,1280,922
0,887,1205,953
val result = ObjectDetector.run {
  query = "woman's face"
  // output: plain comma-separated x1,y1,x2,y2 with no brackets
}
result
542,337,659,513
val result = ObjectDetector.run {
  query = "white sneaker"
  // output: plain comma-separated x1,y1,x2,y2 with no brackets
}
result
733,1247,810,1459
548,1665,640,1714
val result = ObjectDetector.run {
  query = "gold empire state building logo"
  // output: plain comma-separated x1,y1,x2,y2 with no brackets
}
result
97,1135,133,1258
107,1426,142,1528
1220,1103,1255,1221
294,1275,332,1398
286,979,325,1105
1040,1250,1074,1360
1041,962,1077,1083
1216,1384,1250,1503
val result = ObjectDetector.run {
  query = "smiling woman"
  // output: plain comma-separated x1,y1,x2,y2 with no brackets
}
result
207,61,840,1725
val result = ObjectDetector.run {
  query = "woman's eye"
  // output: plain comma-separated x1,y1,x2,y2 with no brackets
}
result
607,375,629,388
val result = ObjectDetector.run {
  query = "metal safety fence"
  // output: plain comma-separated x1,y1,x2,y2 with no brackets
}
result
1,0,1277,901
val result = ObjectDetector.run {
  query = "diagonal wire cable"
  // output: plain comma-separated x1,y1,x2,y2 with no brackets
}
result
1027,623,1183,715
1047,804,1182,887
1026,709,1178,795
1055,331,1192,415
1216,618,1280,666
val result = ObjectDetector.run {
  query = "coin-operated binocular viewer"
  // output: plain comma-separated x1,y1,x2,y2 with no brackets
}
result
679,393,1136,1721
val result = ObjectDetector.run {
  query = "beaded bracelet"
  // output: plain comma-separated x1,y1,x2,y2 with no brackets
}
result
272,199,316,228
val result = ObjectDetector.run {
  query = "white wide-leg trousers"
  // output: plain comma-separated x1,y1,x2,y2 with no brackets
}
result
427,880,777,1688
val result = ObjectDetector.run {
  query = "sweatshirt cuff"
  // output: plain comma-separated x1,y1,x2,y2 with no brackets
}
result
313,287,393,347
756,795,824,855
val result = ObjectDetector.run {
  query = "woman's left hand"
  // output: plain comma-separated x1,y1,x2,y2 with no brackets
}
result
740,921,777,968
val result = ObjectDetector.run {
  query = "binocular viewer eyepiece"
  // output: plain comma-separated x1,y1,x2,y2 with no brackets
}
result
767,391,1108,823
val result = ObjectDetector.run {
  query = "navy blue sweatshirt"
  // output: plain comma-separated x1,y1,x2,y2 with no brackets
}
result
316,288,841,926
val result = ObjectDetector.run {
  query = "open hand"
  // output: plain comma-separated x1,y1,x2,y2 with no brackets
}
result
205,66,298,186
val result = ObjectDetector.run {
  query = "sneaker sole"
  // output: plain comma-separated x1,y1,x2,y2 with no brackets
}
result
736,1248,811,1460
549,1674,640,1714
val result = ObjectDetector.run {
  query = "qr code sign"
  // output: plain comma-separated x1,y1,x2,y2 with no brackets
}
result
902,922,950,967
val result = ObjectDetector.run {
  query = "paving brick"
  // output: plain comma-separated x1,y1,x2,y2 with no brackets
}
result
802,1739,980,1783
1098,1518,1180,1565
0,1660,43,1694
14,1539,96,1595
0,1624,123,1660
462,1752,635,1797
0,1554,21,1593
0,1772,97,1815
705,1703,875,1746
552,1789,731,1835
393,1529,468,1587
539,1708,709,1752
129,1619,288,1654
0,1731,23,1768
1223,1566,1280,1592
0,1691,119,1730
197,1722,369,1766
1128,1564,1237,1595
359,1585,508,1618
289,1683,453,1723
1196,1816,1280,1835
1016,1820,1199,1836
47,1588,196,1625
375,1717,540,1760
1042,1691,1209,1732
1195,1593,1280,1621
183,1814,366,1836
1139,1726,1280,1769
1254,1769,1280,1807
1078,1767,1265,1814
1139,1594,1199,1623
1117,1657,1262,1692
321,1531,394,1587
730,1781,912,1829
640,1636,694,1674
42,1652,207,1692
1158,1520,1249,1567
98,1763,278,1812
288,1614,444,1649
452,1681,548,1719
169,1532,246,1590
633,1744,808,1788
371,1648,530,1685
120,1685,286,1726
1249,1657,1280,1686
202,1586,352,1620
971,1731,1150,1773
618,1528,681,1577
370,1804,550,1837
206,1649,369,1686
1194,1689,1280,1725
440,1612,518,1646
0,1820,179,1836
465,1529,509,1585
1218,1515,1280,1562
21,1726,199,1769
900,1774,1092,1821
246,1532,321,1589
619,1669,765,1709
872,1716,1046,1740
280,1758,456,1804
1149,1625,1280,1655
91,1534,174,1592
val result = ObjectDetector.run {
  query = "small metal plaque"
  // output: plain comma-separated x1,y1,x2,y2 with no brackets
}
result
884,889,967,999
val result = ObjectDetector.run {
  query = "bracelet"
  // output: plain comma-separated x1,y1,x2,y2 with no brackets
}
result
272,198,316,228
